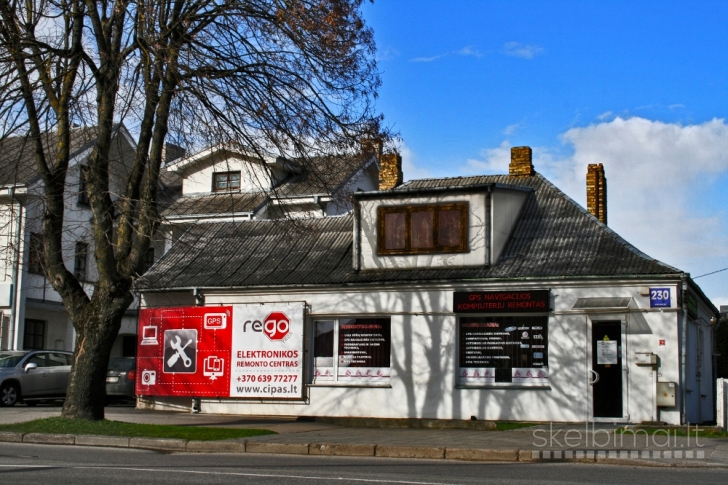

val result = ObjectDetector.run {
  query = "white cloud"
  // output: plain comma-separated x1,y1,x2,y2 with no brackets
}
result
456,46,482,58
597,111,614,120
501,42,544,59
669,103,686,110
459,117,728,304
410,45,482,63
398,142,434,181
503,123,520,135
548,117,728,303
411,54,446,63
376,46,400,62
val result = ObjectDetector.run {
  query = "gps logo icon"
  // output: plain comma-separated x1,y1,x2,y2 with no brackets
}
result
264,311,290,341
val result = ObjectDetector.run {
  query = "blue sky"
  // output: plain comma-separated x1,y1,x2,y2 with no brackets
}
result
364,0,728,305
361,1,728,306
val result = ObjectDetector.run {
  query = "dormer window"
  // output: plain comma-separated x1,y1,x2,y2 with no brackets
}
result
377,203,468,255
213,171,241,192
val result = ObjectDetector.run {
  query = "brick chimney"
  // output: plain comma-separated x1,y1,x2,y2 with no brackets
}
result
379,153,402,190
586,163,607,224
361,138,383,161
509,146,534,177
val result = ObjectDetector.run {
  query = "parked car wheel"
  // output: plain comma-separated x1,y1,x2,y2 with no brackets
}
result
0,382,20,407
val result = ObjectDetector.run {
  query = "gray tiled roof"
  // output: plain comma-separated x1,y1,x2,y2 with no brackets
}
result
0,127,98,186
137,173,681,291
162,192,268,217
273,154,372,197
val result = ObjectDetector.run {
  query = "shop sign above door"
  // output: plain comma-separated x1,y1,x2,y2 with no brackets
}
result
453,290,550,313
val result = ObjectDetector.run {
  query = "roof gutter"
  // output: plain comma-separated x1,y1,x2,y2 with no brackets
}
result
352,182,533,200
135,272,688,293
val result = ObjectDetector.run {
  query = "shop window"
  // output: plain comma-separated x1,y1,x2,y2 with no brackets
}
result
74,242,88,281
377,203,468,255
28,233,45,275
458,316,549,387
77,165,89,205
23,319,45,350
312,318,390,383
213,171,241,192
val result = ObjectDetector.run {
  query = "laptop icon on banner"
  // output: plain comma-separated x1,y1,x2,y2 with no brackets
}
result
141,326,158,345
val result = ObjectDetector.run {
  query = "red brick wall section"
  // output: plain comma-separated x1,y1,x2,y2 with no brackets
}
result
379,153,403,190
586,163,607,225
509,146,534,177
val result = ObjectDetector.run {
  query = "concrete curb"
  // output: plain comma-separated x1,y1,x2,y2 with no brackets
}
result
0,432,24,443
310,443,376,456
186,440,246,453
23,433,75,445
446,448,519,462
75,435,130,448
2,432,726,468
376,445,445,459
129,437,187,451
245,442,309,455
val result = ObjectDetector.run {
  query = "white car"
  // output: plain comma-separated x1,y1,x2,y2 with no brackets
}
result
0,350,73,406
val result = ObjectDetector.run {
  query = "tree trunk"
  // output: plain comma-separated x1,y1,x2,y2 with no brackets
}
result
62,294,133,420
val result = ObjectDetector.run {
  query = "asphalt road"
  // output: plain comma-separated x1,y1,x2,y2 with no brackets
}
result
0,442,727,485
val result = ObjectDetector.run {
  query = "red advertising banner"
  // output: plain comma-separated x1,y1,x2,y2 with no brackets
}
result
136,303,305,399
136,306,233,397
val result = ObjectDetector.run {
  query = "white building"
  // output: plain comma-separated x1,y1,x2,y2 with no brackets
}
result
0,129,381,358
137,147,717,425
0,127,140,355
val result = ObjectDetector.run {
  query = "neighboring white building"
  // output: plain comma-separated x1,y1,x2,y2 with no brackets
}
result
0,126,140,355
0,130,382,357
136,147,717,425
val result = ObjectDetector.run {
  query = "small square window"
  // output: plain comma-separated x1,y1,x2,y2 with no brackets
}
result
377,203,468,255
213,171,241,192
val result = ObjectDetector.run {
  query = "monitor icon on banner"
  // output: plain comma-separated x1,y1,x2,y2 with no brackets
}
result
203,356,225,380
163,329,197,374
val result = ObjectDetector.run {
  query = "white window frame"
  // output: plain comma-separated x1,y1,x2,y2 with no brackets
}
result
309,317,392,387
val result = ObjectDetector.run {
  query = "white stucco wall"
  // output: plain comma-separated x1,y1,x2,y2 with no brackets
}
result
181,153,285,195
140,279,705,424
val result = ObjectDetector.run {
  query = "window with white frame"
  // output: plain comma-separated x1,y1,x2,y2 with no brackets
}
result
312,318,391,383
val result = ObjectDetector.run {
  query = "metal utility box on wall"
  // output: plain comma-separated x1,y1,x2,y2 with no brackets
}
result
635,352,657,366
656,382,677,407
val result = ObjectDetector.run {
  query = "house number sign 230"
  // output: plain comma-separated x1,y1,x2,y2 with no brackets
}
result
649,288,671,308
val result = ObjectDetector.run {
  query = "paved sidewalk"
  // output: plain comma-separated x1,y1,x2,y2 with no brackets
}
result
2,405,727,467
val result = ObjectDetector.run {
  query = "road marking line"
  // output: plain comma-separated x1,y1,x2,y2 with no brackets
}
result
76,466,464,485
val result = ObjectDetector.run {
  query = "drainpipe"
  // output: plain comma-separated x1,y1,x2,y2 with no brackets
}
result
8,188,22,351
485,186,492,265
352,200,361,271
680,274,689,425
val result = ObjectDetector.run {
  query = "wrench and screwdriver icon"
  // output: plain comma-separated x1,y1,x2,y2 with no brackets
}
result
167,335,193,368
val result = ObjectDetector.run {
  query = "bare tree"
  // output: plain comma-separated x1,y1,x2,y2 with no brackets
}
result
0,0,387,419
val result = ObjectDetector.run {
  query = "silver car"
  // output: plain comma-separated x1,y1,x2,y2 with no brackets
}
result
0,351,73,407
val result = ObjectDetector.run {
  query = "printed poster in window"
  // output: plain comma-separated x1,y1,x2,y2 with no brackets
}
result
338,319,391,381
458,316,548,386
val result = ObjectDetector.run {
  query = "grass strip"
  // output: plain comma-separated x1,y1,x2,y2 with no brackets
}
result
0,417,275,441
